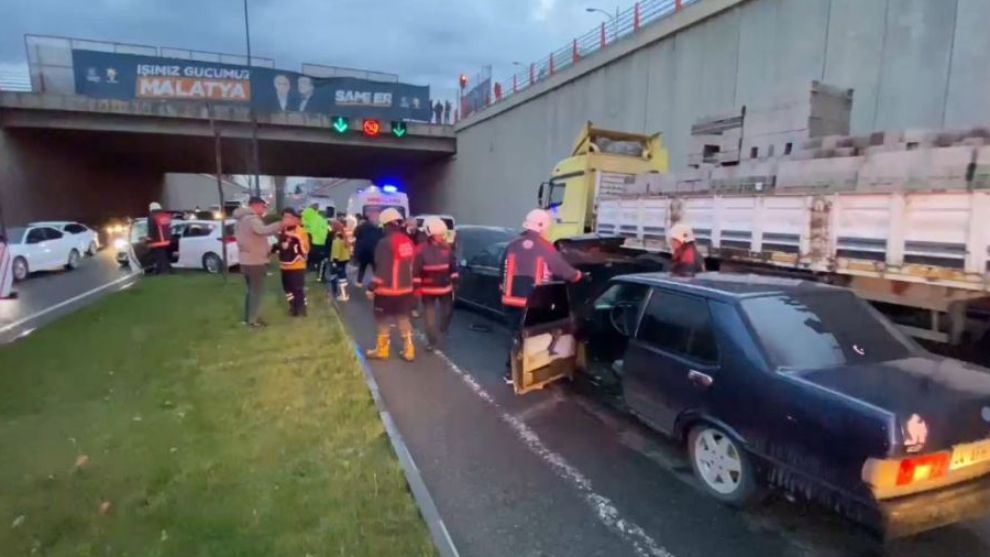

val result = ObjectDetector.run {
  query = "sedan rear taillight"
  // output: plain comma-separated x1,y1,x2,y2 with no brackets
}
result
219,237,237,243
895,452,950,486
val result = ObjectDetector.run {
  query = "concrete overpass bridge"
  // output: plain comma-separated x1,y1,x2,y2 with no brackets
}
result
0,92,455,225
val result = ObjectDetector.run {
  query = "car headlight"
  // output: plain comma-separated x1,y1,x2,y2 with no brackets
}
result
113,238,128,250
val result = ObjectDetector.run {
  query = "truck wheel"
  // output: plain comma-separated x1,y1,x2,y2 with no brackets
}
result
688,424,760,507
12,257,29,282
202,252,223,274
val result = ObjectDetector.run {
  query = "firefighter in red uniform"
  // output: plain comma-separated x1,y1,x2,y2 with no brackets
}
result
413,217,458,351
668,223,705,277
146,202,173,275
499,209,582,384
366,208,417,362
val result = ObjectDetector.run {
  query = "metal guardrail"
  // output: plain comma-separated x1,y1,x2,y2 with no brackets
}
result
467,0,699,113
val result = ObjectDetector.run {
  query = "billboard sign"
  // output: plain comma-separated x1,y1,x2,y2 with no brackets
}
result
72,49,431,121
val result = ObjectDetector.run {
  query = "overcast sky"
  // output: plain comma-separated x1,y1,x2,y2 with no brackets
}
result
2,0,613,100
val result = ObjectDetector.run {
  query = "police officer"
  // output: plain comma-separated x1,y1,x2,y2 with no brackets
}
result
366,208,417,362
413,216,458,351
499,209,581,384
668,223,705,277
146,201,173,275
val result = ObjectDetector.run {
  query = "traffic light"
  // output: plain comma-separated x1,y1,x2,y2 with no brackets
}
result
459,73,468,89
391,121,407,138
331,116,349,134
362,118,381,137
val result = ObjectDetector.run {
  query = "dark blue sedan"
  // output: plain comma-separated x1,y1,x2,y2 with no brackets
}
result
513,273,990,539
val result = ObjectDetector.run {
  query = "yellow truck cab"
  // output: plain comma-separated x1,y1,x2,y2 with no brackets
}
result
539,123,668,241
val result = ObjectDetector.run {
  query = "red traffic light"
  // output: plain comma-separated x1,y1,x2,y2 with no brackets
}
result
459,74,468,89
362,118,381,137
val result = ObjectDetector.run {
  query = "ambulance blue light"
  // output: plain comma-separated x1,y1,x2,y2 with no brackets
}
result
382,185,398,193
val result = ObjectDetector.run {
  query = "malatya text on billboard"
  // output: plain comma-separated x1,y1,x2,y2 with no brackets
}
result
72,49,431,121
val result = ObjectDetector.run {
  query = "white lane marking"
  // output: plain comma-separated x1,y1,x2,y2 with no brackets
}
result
430,347,675,557
0,272,138,336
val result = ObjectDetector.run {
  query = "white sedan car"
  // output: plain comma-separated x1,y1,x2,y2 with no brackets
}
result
6,224,84,281
116,219,239,273
29,221,100,256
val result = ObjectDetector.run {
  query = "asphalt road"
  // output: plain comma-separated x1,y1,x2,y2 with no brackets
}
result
0,249,137,343
339,293,990,557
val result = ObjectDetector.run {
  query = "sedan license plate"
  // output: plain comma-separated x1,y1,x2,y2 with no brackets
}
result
950,439,990,471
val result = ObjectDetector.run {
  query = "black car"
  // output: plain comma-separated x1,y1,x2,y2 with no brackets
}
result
514,273,990,539
455,231,664,320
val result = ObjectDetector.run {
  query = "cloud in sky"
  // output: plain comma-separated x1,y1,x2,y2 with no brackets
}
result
1,0,611,100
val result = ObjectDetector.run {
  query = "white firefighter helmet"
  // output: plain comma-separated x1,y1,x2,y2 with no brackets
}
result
668,222,696,244
424,216,448,237
148,201,162,211
379,207,403,225
522,209,552,234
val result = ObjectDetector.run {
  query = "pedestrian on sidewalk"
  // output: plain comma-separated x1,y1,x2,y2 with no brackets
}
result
328,220,353,301
499,209,582,384
433,101,444,124
234,196,283,327
276,208,310,317
365,208,416,362
414,217,458,351
443,100,452,124
354,210,383,287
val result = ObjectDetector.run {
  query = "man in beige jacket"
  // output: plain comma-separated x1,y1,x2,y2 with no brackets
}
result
235,196,282,327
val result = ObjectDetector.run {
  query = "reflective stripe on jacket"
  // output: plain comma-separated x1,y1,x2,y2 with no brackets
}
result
500,230,581,308
277,228,310,270
413,239,457,296
370,229,415,296
146,210,172,248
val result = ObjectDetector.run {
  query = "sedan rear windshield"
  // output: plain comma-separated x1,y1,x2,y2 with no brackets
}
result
740,291,916,371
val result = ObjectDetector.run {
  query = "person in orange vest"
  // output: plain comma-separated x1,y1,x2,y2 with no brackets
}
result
145,202,173,275
366,208,416,361
275,208,310,317
413,216,458,351
499,208,581,384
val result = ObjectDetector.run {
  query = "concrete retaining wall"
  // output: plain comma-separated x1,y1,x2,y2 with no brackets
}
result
419,0,990,226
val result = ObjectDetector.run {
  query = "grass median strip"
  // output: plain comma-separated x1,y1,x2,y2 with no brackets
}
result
0,274,435,556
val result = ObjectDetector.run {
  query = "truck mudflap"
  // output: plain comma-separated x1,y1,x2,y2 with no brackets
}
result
878,473,990,540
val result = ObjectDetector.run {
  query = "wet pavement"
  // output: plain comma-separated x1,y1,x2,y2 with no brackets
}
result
0,249,137,343
337,292,990,557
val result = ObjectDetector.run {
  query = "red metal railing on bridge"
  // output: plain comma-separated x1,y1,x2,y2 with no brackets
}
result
459,0,698,119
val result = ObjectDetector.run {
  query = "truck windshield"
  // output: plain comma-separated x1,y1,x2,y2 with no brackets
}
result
547,182,566,209
740,291,916,371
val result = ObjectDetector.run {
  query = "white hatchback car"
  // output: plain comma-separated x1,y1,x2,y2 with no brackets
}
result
6,224,84,281
30,221,101,256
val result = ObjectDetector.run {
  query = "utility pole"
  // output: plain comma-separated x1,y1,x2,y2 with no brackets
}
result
207,103,229,280
244,0,261,197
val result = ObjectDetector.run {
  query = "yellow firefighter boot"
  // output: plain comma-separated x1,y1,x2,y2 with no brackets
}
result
366,335,390,360
400,333,415,362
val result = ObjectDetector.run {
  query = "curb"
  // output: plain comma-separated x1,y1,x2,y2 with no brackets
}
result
350,342,461,557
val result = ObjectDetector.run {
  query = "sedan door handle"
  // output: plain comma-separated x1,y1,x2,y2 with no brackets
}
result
687,369,713,389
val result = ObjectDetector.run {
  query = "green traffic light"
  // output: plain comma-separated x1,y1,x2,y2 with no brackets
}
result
391,121,407,138
332,116,349,133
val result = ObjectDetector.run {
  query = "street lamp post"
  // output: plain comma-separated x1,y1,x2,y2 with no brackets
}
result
243,0,261,197
585,6,619,43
